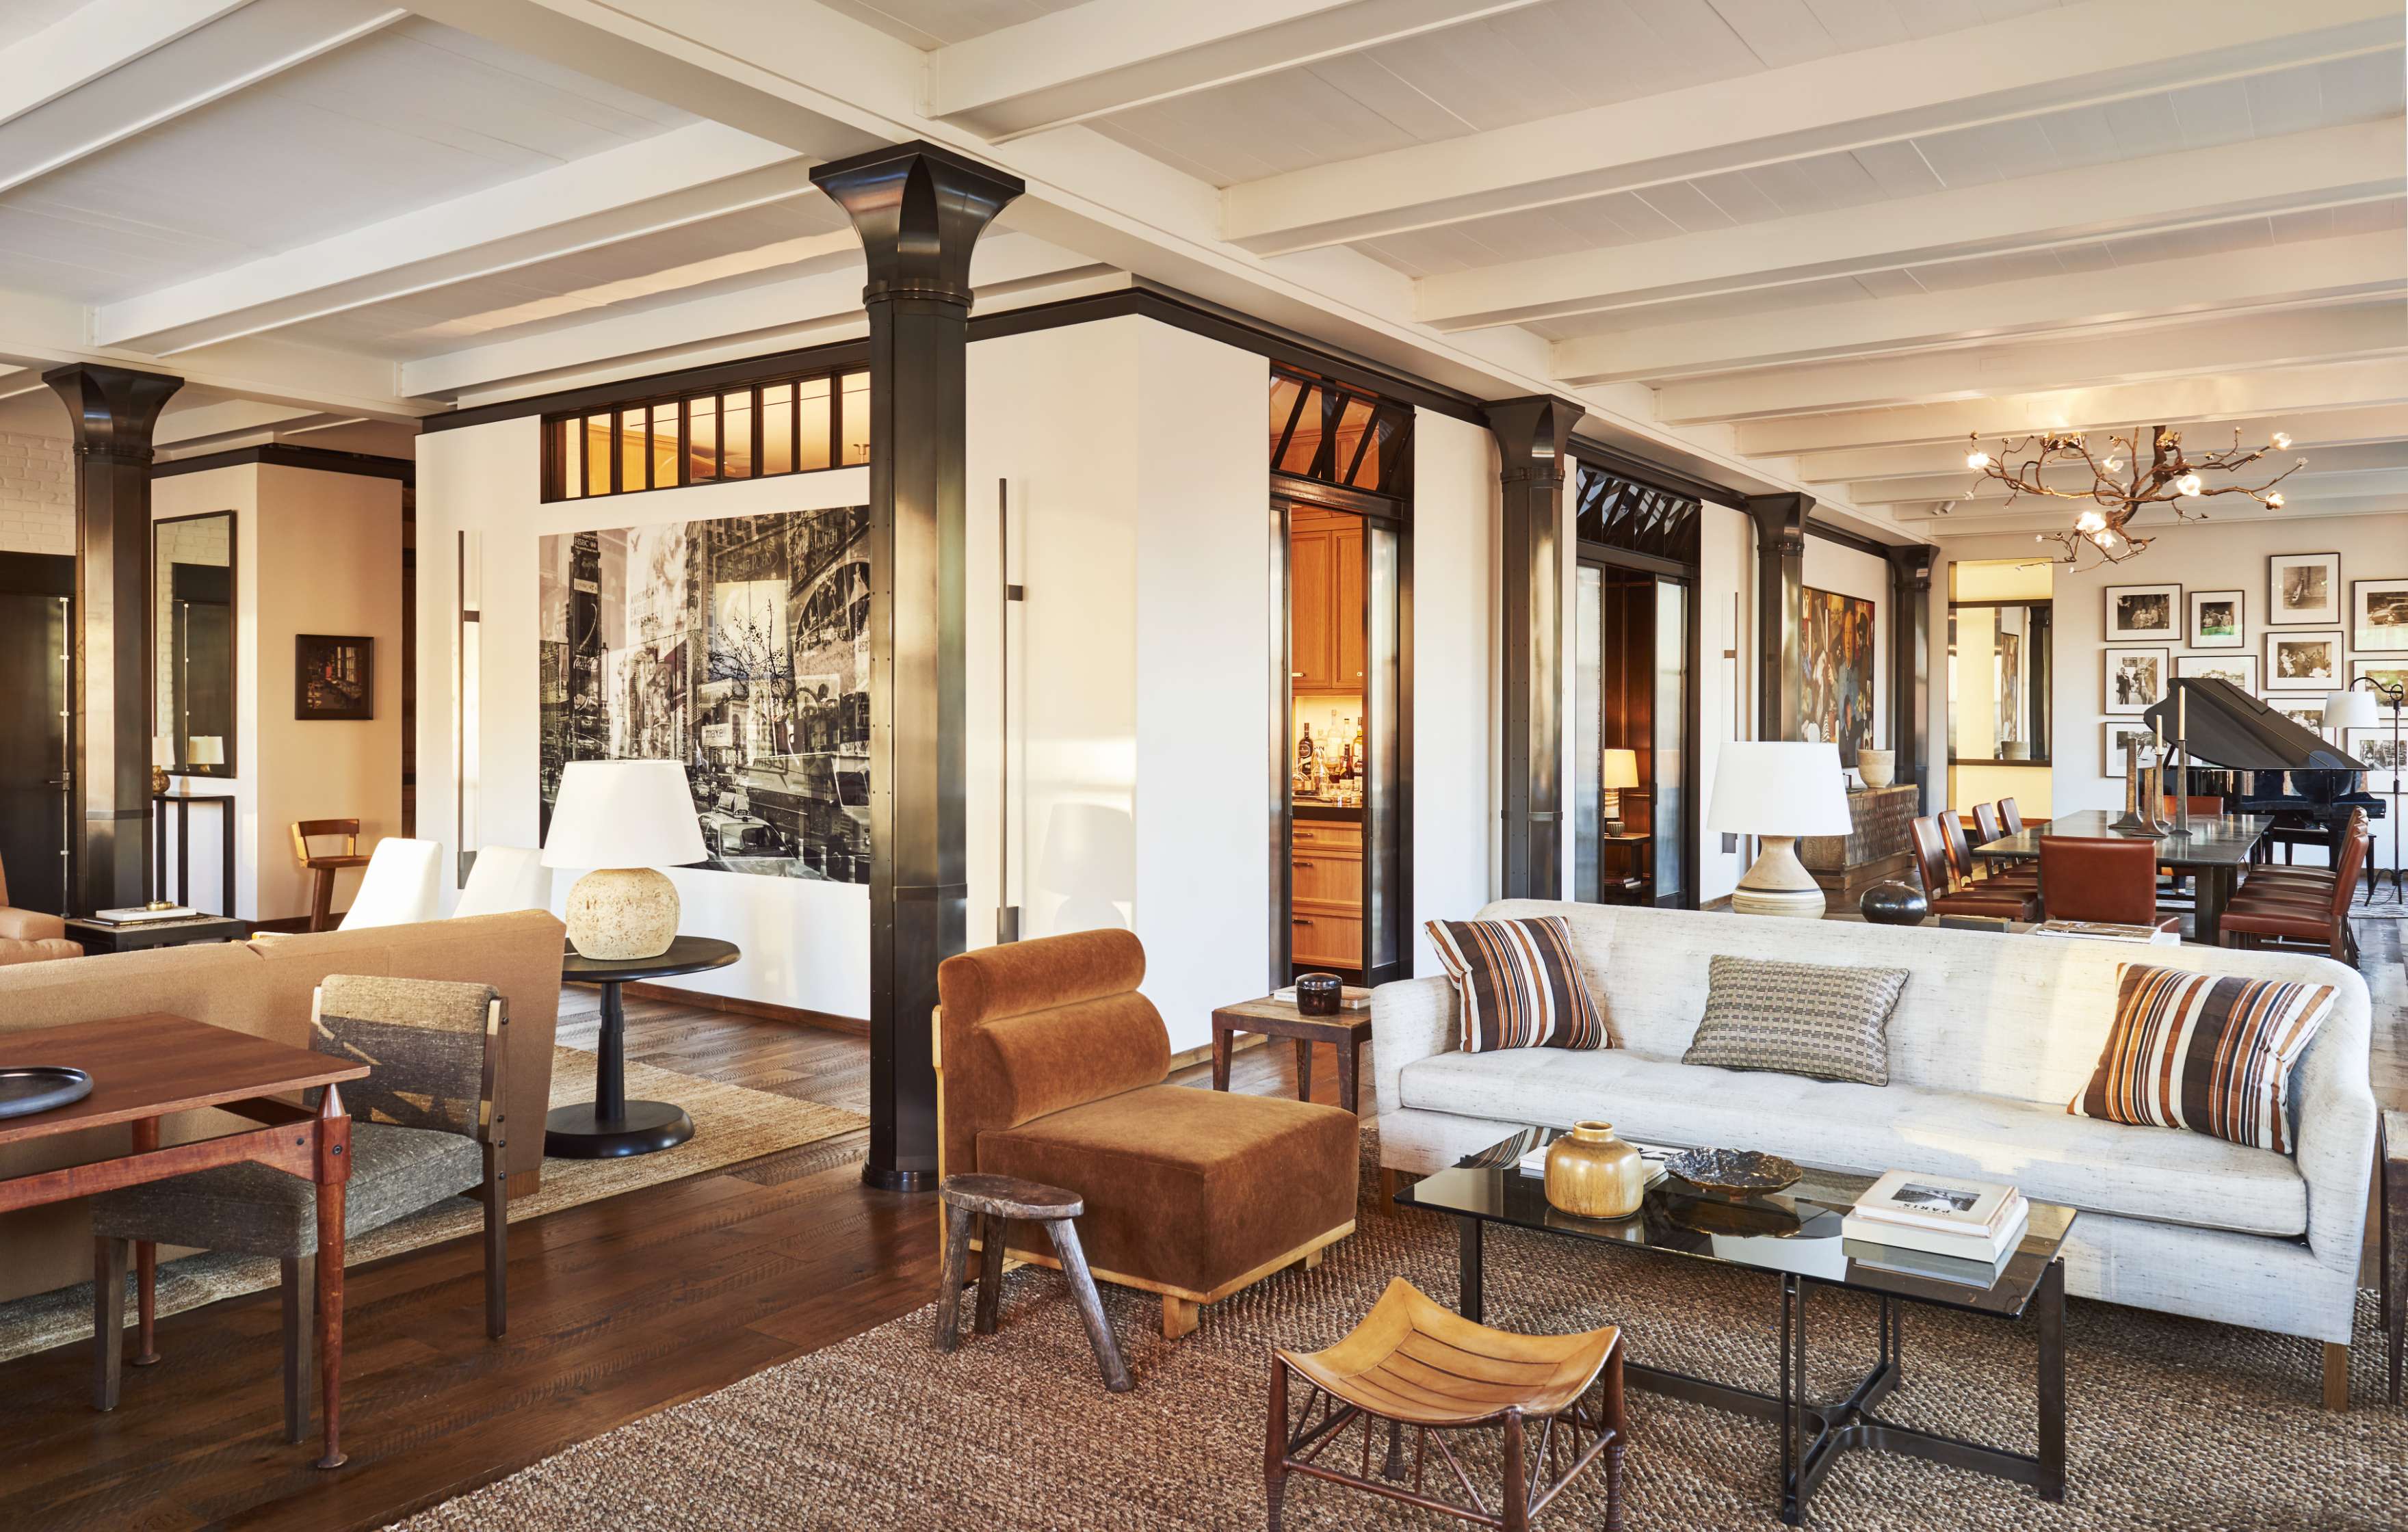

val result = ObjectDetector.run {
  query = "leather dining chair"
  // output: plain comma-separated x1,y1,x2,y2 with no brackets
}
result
1942,808,2034,890
2241,809,2370,902
2221,819,2369,964
1911,816,2037,920
1968,803,2039,888
2039,836,2178,933
1999,798,2026,834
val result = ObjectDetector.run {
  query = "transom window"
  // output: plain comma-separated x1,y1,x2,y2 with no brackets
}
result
1575,464,1701,566
1269,367,1413,498
545,368,869,500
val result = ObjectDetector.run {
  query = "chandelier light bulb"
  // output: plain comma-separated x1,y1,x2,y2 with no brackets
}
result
2272,432,2292,450
2102,455,2122,473
2175,473,2203,496
1965,449,1991,470
2093,531,2115,546
2267,492,2286,508
2075,510,2107,533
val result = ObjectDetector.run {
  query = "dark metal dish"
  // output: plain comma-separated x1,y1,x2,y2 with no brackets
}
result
1665,1147,1803,1197
0,1066,94,1120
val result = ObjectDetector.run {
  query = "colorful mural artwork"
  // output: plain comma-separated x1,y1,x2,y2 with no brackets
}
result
538,507,872,882
1802,586,1876,767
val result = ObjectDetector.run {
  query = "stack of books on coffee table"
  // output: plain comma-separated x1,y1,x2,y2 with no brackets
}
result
1841,1170,2028,1282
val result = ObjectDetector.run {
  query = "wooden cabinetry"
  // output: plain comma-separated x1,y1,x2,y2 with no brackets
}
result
1290,819,1361,969
1290,509,1362,694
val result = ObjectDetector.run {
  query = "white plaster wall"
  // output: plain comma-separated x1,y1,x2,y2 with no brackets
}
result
0,432,71,555
1412,410,1498,964
1695,500,1751,903
1932,510,2408,873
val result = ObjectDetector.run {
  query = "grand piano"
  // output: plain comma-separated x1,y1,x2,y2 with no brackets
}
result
2140,678,2381,864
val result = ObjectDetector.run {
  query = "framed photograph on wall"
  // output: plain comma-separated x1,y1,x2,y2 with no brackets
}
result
2102,722,2154,777
2346,728,2402,793
2352,659,2408,713
2104,583,2180,641
2188,589,2245,649
294,634,373,721
2175,653,2258,693
2268,700,2327,733
2264,629,2342,689
2353,577,2408,652
2268,552,2340,625
2103,646,2168,714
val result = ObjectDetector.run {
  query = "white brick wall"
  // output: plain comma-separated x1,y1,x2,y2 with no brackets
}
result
0,432,73,555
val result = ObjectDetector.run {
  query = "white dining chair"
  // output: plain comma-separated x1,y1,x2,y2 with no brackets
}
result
454,846,552,919
338,838,443,930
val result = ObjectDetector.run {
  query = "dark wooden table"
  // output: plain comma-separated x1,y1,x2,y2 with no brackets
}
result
1211,996,1374,1114
0,1012,366,1466
548,936,740,1159
1969,808,2268,945
63,914,250,955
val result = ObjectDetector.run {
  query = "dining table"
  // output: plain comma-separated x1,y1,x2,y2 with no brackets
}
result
0,1013,367,1467
1968,808,2268,946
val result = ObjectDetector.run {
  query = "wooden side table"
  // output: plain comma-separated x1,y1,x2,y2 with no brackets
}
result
1211,996,1374,1114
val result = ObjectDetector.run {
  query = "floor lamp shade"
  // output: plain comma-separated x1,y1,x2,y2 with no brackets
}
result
2325,689,2379,731
542,761,707,958
1708,741,1852,919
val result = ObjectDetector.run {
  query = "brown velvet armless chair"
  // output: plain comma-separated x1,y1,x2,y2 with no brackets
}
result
934,929,1357,1338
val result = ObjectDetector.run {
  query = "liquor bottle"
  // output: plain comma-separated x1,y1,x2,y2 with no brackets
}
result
1296,722,1316,771
1338,718,1356,781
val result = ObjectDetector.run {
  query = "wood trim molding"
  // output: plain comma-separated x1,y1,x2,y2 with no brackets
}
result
153,444,415,485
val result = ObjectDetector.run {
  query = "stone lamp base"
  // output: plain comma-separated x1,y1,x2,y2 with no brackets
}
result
1731,835,1827,919
566,867,680,959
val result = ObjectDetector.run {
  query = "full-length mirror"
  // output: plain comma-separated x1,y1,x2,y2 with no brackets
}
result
1949,598,2052,765
155,510,235,779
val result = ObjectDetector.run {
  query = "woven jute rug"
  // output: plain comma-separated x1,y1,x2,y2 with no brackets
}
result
0,1047,864,1366
404,1137,2407,1532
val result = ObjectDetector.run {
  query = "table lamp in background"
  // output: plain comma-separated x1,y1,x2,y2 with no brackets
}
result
1600,748,1639,836
183,736,223,792
152,736,171,796
1037,802,1136,932
1707,741,1853,919
541,760,707,959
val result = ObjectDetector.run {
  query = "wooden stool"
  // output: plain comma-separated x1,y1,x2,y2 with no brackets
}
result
1268,1277,1625,1531
289,819,369,933
934,1173,1131,1393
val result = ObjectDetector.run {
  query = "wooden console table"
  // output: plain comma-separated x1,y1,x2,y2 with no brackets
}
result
0,1014,366,1466
1798,783,1920,903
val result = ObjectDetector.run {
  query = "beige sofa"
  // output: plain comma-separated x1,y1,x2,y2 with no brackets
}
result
0,910,565,1304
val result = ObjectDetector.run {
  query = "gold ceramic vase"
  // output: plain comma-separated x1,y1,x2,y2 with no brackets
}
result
1543,1122,1647,1219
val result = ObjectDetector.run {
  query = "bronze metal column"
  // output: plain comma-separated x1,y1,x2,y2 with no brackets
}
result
813,142,1021,1193
1743,493,1811,743
44,364,180,916
1883,543,1937,809
1486,396,1581,900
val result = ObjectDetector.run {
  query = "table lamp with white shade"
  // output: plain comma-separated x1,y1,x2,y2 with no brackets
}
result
541,760,707,959
1707,741,1853,919
1600,748,1640,836
183,735,223,791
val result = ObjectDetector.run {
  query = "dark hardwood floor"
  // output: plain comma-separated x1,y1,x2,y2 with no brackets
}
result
1,916,2400,1531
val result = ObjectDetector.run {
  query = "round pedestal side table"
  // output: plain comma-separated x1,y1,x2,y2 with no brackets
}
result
546,936,741,1159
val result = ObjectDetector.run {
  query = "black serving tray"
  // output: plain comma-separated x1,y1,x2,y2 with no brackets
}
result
0,1066,94,1120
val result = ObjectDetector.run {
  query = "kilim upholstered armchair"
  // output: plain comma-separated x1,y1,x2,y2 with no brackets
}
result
88,976,510,1444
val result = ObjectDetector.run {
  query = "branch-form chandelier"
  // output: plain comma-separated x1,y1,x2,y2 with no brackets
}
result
1939,423,2307,565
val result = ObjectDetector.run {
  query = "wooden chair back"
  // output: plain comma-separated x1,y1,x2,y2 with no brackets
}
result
291,819,361,869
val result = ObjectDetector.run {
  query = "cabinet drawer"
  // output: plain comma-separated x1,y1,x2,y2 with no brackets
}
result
1290,908,1361,968
1289,850,1360,906
1292,821,1362,851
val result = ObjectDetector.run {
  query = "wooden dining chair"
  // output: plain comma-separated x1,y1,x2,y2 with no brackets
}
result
2039,836,2179,933
290,820,371,933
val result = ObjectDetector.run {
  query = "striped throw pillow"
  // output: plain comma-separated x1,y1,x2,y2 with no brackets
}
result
2069,962,2335,1154
1424,916,1608,1053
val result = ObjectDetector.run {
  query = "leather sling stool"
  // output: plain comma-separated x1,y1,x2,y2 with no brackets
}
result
933,929,1358,1339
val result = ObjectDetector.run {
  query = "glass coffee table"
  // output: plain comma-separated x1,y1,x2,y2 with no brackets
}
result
1399,1127,2077,1527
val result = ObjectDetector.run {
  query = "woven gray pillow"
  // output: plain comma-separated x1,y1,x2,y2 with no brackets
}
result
1681,953,1910,1087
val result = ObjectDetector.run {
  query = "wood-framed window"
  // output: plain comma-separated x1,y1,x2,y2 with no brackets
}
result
543,367,869,501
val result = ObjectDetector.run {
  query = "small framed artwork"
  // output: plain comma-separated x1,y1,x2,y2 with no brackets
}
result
2353,577,2408,651
2103,646,2169,714
2352,659,2408,713
2175,653,2258,693
2264,629,2342,689
2347,728,2402,792
296,634,374,720
2268,552,2340,625
2104,583,2180,641
2188,589,2245,649
2102,722,2154,776
2268,700,2327,733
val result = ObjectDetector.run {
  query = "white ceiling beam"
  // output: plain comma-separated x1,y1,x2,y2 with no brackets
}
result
1911,491,2408,536
0,0,404,197
1657,304,2408,425
1733,359,2408,457
1421,120,2404,330
94,120,815,353
400,233,1101,399
1553,231,2408,386
154,399,325,447
1851,443,2408,507
1220,0,2403,256
1795,405,2408,484
927,0,1549,142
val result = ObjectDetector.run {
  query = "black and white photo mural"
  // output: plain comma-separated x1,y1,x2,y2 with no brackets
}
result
538,507,872,882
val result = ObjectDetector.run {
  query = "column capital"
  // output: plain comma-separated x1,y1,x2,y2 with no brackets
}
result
43,363,181,465
1883,541,1938,592
1741,492,1813,558
811,140,1025,309
1484,395,1584,488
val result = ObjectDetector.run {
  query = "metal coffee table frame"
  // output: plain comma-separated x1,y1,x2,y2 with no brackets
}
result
1410,1129,2072,1527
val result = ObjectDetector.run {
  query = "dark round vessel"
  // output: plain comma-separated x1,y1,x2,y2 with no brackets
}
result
1293,972,1344,1017
1859,881,1930,927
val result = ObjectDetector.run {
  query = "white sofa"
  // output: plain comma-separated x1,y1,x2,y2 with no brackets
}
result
1372,900,2377,1388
